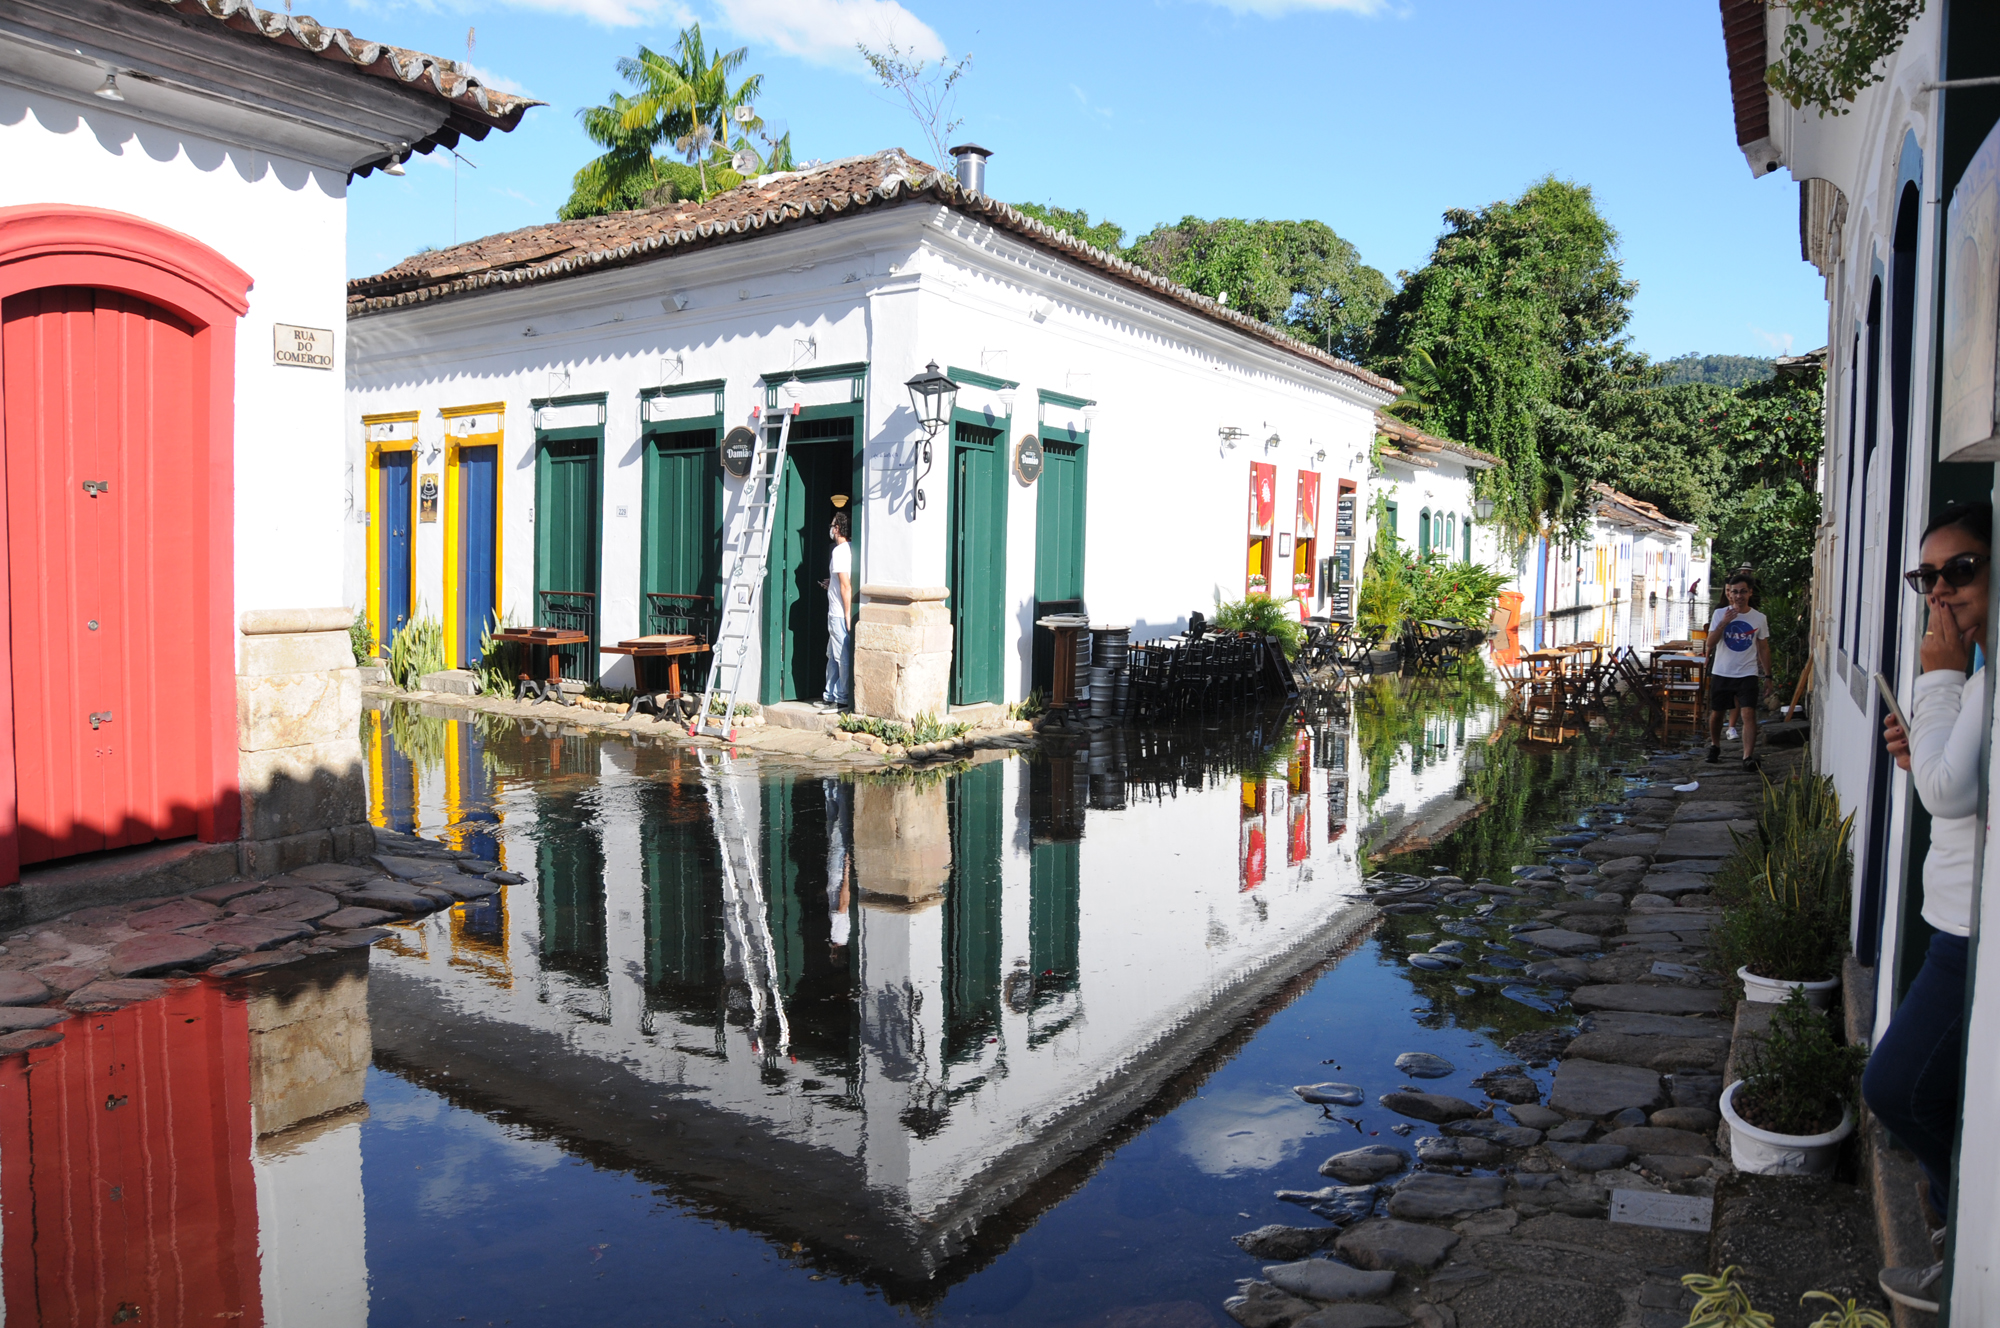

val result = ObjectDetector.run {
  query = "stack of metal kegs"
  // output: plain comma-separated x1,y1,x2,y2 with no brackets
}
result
1090,623,1132,721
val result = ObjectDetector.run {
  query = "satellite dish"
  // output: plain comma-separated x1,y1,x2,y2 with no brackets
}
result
732,148,760,174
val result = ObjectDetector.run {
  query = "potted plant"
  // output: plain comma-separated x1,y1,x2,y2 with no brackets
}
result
1714,768,1853,1008
1720,988,1867,1176
1247,573,1268,592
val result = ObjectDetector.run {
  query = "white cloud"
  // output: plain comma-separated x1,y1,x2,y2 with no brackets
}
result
711,0,946,69
1070,84,1114,119
474,0,692,29
1200,0,1390,14
459,60,535,98
1750,326,1796,356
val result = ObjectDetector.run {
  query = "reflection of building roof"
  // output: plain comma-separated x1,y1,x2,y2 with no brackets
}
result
1373,413,1501,471
1590,483,1695,537
136,0,541,166
347,149,1400,398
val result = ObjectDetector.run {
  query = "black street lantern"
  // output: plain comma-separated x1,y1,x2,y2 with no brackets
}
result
905,361,958,438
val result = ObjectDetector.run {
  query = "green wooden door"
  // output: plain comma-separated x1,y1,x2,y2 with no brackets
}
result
537,799,607,986
1034,438,1086,603
641,426,720,690
762,417,854,704
641,783,722,1012
949,417,1008,705
535,428,602,679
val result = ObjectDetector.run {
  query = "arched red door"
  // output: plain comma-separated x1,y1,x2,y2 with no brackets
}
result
0,207,249,882
2,289,206,861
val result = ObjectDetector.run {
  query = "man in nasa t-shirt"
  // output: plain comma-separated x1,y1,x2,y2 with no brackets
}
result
1705,571,1770,769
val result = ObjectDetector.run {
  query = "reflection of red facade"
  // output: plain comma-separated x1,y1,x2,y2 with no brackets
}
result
0,983,262,1326
1241,821,1267,891
1289,798,1312,865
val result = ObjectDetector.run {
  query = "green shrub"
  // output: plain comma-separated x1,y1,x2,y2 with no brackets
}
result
1213,593,1305,659
386,608,449,691
384,704,449,769
475,613,521,698
349,610,375,663
838,711,969,747
1734,988,1867,1137
1010,690,1046,721
1713,763,1853,983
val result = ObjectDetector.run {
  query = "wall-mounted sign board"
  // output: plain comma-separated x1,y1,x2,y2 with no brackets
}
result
721,426,758,479
1015,434,1044,485
274,324,333,369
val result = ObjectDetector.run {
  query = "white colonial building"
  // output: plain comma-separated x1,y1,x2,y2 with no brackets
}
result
343,148,1395,719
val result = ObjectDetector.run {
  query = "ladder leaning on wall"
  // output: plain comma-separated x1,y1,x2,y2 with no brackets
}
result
690,403,798,740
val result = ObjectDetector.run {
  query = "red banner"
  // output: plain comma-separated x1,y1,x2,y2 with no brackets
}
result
1296,471,1320,540
1249,462,1276,538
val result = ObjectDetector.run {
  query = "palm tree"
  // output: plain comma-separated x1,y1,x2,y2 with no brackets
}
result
560,23,766,219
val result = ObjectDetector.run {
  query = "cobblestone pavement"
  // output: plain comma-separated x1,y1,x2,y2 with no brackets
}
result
1223,740,1888,1328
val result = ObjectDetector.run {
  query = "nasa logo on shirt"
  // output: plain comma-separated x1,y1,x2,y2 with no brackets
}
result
1723,617,1758,652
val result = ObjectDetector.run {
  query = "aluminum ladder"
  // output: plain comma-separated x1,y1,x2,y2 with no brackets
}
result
699,751,790,1056
691,403,798,739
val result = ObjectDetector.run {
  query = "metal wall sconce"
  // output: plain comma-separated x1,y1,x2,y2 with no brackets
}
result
999,388,1016,414
905,360,958,511
1474,495,1496,520
1264,432,1282,452
1218,425,1247,458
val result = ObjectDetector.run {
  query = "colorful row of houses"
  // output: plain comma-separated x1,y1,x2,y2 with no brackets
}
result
344,149,1704,716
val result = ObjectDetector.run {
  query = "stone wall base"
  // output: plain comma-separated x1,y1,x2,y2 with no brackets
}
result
853,584,953,724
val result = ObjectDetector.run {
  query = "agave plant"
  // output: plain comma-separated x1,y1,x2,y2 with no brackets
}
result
386,607,449,691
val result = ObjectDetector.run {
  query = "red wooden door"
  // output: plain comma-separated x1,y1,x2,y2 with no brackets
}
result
1,288,203,863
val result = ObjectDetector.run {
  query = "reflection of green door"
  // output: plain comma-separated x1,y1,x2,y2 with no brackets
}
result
762,416,855,704
642,426,721,690
949,417,1007,705
538,805,607,985
944,762,1004,1061
535,427,602,679
641,785,722,1011
1029,839,1080,1024
1034,437,1086,602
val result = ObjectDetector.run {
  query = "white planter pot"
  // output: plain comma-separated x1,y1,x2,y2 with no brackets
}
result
1738,966,1839,1010
1721,1079,1854,1176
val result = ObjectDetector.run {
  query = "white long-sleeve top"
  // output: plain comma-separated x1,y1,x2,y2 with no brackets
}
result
1907,666,1987,936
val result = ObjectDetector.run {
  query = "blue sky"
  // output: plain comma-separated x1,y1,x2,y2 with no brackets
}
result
327,0,1824,361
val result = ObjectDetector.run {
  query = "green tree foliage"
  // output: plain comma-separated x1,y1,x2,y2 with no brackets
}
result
1370,178,1645,538
1126,217,1392,362
560,24,771,220
1655,353,1776,387
1012,203,1126,252
1766,0,1925,115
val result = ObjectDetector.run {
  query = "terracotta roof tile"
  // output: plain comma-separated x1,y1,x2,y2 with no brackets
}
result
1719,0,1770,148
346,149,1398,397
1373,412,1502,469
142,0,540,164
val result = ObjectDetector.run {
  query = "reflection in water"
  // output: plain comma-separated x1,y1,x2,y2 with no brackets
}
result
0,676,1667,1326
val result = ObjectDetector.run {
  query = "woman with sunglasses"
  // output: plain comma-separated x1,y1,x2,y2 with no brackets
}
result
1871,500,1990,1312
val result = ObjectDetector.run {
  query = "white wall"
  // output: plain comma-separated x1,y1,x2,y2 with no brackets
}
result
346,204,1391,699
0,86,351,616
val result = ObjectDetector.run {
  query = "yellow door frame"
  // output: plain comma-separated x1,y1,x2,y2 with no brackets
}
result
439,403,507,668
362,411,420,656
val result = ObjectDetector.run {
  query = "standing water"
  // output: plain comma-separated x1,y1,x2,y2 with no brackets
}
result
0,670,1677,1326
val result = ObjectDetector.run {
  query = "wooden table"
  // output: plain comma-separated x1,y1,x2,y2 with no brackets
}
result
492,626,592,703
601,634,712,717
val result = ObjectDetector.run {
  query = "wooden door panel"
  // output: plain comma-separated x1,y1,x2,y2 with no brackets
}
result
2,288,202,863
949,426,1006,705
456,445,497,664
377,451,413,641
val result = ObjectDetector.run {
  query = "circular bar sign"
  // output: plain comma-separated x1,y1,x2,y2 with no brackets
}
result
721,426,758,479
1015,433,1044,485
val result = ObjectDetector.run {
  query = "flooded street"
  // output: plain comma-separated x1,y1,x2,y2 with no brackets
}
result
4,657,1682,1327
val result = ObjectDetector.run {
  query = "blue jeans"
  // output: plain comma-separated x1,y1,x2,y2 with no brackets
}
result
824,615,851,707
1862,931,1968,1215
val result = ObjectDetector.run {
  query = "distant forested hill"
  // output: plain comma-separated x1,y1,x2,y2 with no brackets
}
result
1655,353,1776,387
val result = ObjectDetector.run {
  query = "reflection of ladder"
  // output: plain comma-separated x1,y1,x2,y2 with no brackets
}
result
700,753,791,1055
692,403,799,739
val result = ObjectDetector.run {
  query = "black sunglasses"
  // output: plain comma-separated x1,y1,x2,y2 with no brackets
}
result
1904,553,1990,594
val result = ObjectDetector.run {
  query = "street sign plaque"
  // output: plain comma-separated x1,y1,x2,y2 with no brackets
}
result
1015,434,1044,485
721,426,758,479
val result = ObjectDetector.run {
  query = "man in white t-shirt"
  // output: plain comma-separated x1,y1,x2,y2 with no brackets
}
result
1704,571,1770,769
818,508,853,712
